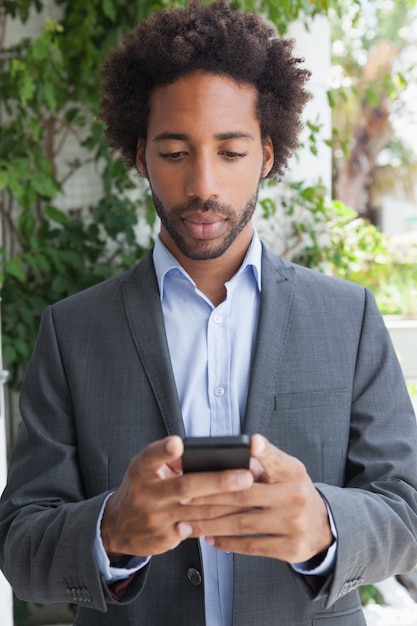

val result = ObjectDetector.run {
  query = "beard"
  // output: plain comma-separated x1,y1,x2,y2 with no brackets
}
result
150,185,260,261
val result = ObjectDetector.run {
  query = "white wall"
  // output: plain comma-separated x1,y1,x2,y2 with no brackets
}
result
288,16,332,191
0,313,12,626
254,16,332,258
382,194,417,236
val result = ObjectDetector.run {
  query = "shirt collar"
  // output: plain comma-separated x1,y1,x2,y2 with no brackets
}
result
153,230,262,301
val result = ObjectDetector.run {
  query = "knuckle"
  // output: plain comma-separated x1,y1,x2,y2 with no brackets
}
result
217,472,233,491
291,483,309,510
292,457,308,480
202,504,216,518
172,476,190,499
236,515,253,534
236,488,252,505
142,510,161,533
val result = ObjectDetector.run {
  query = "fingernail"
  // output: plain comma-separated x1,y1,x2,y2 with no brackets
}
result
235,471,252,488
205,536,215,546
177,522,193,538
165,436,177,454
256,435,266,455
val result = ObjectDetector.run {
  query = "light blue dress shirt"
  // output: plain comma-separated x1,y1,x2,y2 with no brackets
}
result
95,230,336,625
153,231,262,626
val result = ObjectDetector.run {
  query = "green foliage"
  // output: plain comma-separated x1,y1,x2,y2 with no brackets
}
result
13,593,31,626
258,180,383,273
345,255,417,318
359,584,385,606
408,383,417,400
0,1,160,388
0,0,344,390
2,0,414,393
329,0,417,213
232,0,333,33
258,178,417,319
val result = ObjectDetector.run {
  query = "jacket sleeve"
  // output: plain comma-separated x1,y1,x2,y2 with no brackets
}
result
0,306,148,611
316,289,417,607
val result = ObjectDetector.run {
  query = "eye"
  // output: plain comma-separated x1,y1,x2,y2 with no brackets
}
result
158,151,186,161
219,151,248,160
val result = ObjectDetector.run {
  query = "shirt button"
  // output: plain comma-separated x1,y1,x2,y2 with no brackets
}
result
213,314,222,324
187,567,203,586
215,387,225,396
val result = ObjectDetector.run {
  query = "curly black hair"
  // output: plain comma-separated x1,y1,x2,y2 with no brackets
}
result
99,0,311,180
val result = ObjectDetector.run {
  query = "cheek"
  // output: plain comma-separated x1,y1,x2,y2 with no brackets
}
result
146,164,179,202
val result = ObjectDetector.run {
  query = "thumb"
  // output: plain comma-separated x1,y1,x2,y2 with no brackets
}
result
137,435,184,479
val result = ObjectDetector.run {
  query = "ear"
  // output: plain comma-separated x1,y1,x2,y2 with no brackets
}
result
136,139,148,177
261,136,274,178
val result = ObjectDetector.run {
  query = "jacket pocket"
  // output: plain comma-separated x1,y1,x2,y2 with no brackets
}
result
270,389,350,484
313,606,366,625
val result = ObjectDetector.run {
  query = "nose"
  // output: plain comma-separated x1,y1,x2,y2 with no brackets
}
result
185,154,220,201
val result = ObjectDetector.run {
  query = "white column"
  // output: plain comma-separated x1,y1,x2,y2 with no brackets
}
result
0,318,13,626
288,16,332,191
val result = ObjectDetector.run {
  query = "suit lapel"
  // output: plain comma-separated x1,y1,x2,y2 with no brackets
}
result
120,247,295,440
243,247,296,435
121,252,186,438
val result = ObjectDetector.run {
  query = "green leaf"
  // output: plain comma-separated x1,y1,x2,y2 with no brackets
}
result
46,205,69,225
365,87,380,108
5,259,26,282
32,36,50,60
102,0,117,22
17,212,36,242
0,171,8,192
42,81,58,113
31,173,59,199
51,274,67,293
326,90,335,108
3,345,17,366
36,254,52,273
20,73,36,104
45,17,64,35
64,107,80,124
15,338,30,357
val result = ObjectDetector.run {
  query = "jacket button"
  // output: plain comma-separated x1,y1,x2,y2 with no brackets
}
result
187,567,202,586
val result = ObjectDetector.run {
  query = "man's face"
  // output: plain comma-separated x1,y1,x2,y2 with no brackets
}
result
136,72,274,262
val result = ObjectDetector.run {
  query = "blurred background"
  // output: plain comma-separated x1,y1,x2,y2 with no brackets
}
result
1,1,416,624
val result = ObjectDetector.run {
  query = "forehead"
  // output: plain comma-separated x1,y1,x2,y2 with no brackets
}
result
147,72,261,139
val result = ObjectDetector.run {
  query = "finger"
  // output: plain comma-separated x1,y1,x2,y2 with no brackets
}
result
134,436,184,479
181,496,286,538
250,434,306,483
181,482,281,509
178,469,253,503
205,534,301,562
206,527,328,563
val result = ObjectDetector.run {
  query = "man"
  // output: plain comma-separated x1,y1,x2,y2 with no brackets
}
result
1,2,417,624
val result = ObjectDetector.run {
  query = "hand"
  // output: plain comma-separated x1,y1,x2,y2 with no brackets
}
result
101,435,254,562
180,434,335,564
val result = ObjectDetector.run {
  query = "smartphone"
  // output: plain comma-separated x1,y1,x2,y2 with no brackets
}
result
182,435,251,473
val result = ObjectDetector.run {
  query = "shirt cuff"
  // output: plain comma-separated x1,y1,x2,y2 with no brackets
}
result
94,493,151,584
292,501,337,576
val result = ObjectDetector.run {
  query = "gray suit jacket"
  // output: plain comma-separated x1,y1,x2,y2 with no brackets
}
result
1,246,417,625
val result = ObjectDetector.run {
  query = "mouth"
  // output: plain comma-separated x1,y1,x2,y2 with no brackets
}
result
181,212,227,239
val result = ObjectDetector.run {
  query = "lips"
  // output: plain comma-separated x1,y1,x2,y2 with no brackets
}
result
181,212,227,239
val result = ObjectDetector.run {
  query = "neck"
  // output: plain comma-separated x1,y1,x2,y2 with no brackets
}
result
181,254,243,306
161,230,253,306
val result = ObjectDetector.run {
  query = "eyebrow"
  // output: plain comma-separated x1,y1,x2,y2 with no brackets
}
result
152,131,255,142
